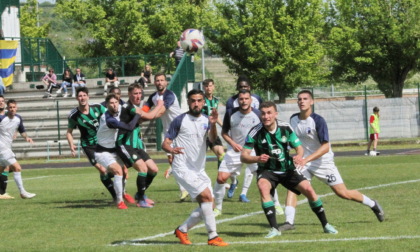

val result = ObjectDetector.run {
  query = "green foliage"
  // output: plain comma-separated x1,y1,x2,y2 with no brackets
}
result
326,0,420,98
20,0,50,38
54,0,210,58
206,0,326,103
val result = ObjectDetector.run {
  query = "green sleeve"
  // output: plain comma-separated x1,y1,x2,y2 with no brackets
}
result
68,118,77,129
243,135,255,149
288,131,301,148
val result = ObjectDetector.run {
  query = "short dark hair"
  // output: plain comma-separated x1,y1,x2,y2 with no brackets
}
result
187,89,205,99
0,94,4,99
297,89,314,99
109,86,121,94
259,101,277,112
128,83,143,93
202,79,214,86
373,106,380,112
7,99,17,107
236,75,251,90
76,87,89,96
238,89,251,96
154,72,166,81
105,93,119,104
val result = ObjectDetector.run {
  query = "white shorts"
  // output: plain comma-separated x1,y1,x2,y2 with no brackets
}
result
219,149,257,175
94,151,123,169
302,163,343,186
172,168,213,199
0,149,17,167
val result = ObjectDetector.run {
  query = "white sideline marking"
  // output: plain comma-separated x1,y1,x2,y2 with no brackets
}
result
23,175,56,181
115,235,420,246
111,178,420,246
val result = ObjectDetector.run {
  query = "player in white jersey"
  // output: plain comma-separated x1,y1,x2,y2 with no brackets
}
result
213,90,260,216
162,89,228,247
278,90,385,231
0,99,36,199
94,94,140,209
142,73,189,200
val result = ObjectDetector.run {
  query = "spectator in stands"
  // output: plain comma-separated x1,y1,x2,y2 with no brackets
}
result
72,68,86,98
104,68,120,96
138,64,152,88
0,77,5,95
169,41,185,69
57,69,73,98
42,68,58,98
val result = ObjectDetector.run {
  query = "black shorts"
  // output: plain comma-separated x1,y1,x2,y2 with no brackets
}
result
257,169,306,195
206,136,223,149
82,145,97,166
117,145,151,168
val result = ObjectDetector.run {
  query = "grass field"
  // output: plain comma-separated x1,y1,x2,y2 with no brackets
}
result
1,153,420,251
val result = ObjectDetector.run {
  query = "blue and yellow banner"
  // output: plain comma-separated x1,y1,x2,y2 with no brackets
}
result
0,40,18,86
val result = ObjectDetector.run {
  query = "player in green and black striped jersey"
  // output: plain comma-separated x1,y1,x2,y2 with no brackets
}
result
241,101,337,238
66,87,117,200
202,79,225,166
116,83,164,207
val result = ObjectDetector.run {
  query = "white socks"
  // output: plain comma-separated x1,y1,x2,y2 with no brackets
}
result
240,167,255,195
362,195,375,208
285,206,296,224
113,175,123,202
13,172,25,193
201,202,218,239
214,182,226,211
179,207,203,232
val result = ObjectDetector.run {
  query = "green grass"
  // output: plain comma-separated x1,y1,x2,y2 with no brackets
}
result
1,154,420,251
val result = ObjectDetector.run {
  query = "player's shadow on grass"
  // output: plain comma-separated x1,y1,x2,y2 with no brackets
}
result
53,199,113,209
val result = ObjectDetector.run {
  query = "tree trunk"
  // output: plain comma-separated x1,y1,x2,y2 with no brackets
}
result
276,91,287,104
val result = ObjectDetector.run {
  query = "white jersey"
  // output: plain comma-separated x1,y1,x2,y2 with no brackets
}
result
144,89,182,133
96,106,121,149
165,112,211,172
290,112,335,167
0,114,25,150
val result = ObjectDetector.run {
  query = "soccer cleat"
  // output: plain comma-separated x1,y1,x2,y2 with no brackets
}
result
123,193,136,204
174,227,192,245
227,183,237,198
164,166,172,179
137,200,153,208
364,151,369,156
239,194,250,203
0,193,15,199
369,150,377,156
213,208,222,217
144,195,155,205
278,222,295,231
117,201,128,209
371,200,385,222
275,205,284,215
20,191,36,199
265,227,281,238
180,190,189,202
323,223,338,234
208,236,228,246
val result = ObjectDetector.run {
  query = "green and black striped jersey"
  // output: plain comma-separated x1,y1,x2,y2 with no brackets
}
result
202,96,220,116
244,120,301,172
68,104,106,147
117,102,144,149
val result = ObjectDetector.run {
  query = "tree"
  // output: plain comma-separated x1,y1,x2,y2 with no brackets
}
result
326,0,420,97
205,0,326,103
54,0,209,57
20,0,50,38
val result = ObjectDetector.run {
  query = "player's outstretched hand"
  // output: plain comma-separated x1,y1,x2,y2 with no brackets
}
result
209,108,218,124
171,147,185,155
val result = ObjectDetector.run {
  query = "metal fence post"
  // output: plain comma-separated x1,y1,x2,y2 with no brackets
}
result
364,85,368,141
56,100,62,155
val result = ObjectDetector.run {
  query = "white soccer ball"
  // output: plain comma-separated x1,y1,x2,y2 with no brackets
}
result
180,29,205,53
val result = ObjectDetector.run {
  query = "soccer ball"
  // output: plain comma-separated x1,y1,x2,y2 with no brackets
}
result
180,29,205,53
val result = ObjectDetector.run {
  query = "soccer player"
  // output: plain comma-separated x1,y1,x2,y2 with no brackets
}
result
201,79,225,165
213,90,260,217
115,83,163,207
241,101,337,238
278,90,384,232
66,87,119,202
366,106,380,156
163,89,228,247
0,95,14,199
94,94,140,209
142,73,189,201
0,99,36,199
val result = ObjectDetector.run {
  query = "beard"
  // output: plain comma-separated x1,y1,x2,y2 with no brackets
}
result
189,107,201,116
